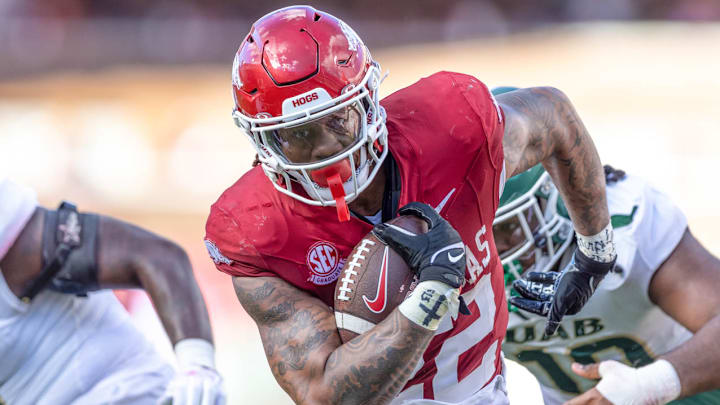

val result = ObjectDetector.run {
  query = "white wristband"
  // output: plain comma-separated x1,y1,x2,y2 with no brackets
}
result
399,280,460,330
576,222,617,263
596,359,681,405
175,338,216,370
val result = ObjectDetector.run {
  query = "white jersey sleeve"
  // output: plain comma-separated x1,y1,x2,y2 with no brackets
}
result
0,176,174,404
604,174,687,301
0,177,38,260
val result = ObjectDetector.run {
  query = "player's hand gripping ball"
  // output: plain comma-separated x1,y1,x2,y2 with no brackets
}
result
334,214,426,342
334,202,469,342
374,203,468,289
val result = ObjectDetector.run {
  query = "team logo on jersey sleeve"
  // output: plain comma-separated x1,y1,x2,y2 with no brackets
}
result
306,241,345,285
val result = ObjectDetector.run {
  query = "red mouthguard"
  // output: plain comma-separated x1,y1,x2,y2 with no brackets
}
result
326,172,350,222
311,161,352,222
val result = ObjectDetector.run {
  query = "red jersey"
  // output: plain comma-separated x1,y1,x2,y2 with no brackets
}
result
205,71,508,402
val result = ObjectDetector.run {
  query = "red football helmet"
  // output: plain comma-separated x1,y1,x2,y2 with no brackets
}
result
231,6,388,221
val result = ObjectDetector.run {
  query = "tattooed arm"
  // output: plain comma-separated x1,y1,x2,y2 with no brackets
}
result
232,275,433,405
499,87,618,336
498,87,608,235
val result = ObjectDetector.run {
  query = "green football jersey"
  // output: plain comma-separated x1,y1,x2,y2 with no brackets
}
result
503,174,719,404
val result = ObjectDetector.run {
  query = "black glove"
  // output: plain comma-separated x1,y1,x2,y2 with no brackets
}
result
373,202,470,314
510,248,615,336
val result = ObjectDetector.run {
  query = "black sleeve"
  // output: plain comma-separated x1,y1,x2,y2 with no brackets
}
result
42,204,100,296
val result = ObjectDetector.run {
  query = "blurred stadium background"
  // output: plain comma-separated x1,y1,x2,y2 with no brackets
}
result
1,1,719,403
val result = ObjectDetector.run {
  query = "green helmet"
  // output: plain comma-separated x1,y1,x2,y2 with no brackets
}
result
493,164,574,310
490,86,520,96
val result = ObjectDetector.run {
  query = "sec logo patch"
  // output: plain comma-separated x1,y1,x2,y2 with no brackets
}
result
306,241,345,285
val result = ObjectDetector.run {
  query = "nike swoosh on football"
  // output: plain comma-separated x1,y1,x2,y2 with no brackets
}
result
434,188,456,213
363,246,389,314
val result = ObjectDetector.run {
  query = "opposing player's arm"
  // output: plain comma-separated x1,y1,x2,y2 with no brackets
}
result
0,206,212,344
95,215,213,344
3,206,224,404
233,275,433,405
0,207,44,295
98,218,223,405
649,228,720,397
498,87,608,235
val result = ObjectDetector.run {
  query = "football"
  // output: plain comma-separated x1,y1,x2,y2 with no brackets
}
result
334,215,428,342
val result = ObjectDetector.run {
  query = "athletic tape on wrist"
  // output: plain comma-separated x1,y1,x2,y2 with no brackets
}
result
399,280,459,330
576,222,617,263
175,338,216,370
596,359,681,405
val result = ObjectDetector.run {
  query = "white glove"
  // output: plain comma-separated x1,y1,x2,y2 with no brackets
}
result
159,339,226,405
595,360,681,405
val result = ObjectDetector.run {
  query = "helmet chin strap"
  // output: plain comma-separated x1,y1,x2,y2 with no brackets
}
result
311,160,352,222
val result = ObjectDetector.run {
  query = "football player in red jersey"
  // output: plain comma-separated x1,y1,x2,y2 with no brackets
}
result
205,6,616,404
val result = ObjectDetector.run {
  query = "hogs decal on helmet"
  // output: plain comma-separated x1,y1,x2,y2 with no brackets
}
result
231,6,388,221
